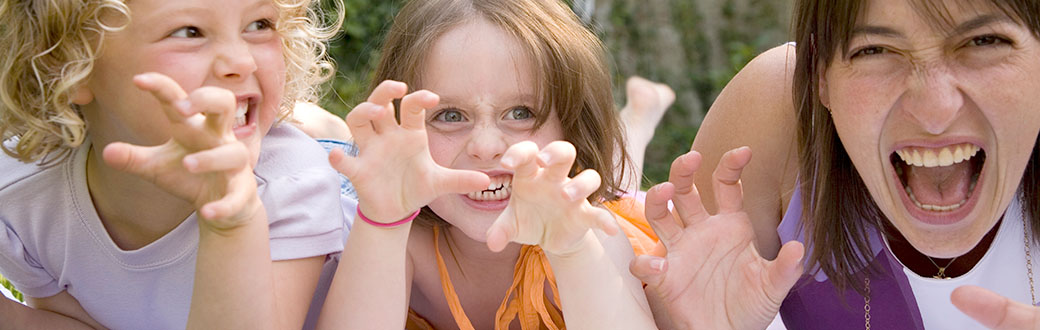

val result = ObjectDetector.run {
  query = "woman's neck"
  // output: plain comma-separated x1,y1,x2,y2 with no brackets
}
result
86,145,194,250
885,219,1001,279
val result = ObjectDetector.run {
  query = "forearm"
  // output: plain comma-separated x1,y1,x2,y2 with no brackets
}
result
188,205,277,330
317,221,411,330
547,231,657,330
2,297,99,330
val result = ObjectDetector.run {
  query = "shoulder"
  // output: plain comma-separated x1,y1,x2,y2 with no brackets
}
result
0,140,65,193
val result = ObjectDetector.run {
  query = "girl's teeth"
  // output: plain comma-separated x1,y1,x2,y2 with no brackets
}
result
235,102,248,127
896,144,980,168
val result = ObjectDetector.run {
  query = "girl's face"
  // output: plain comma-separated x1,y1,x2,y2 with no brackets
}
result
81,0,284,165
823,0,1040,257
423,19,564,242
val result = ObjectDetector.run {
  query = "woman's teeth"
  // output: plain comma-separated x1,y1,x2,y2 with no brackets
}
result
235,102,248,127
895,143,979,167
467,176,511,201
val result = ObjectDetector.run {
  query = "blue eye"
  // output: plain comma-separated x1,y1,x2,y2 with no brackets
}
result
246,19,274,32
434,109,465,122
504,106,534,120
170,26,202,38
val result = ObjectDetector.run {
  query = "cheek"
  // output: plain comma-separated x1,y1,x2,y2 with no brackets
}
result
427,133,459,167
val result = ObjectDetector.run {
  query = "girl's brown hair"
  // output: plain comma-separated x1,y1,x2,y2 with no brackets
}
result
0,0,342,163
792,0,1040,293
370,0,628,224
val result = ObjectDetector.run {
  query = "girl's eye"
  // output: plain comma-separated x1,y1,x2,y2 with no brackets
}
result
968,35,1008,47
434,109,465,122
246,19,274,32
170,26,202,38
850,46,886,59
504,106,534,120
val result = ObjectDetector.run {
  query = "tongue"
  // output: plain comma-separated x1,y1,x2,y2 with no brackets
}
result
906,161,973,206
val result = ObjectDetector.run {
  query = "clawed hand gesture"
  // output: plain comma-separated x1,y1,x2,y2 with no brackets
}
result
629,147,804,330
328,80,490,224
103,73,259,230
485,141,619,256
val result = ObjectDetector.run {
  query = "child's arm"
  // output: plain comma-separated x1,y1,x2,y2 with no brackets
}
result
100,73,291,329
317,81,490,329
0,292,103,330
485,141,657,330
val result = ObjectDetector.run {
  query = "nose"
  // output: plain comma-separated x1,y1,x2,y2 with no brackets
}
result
902,62,965,135
212,39,258,81
465,121,508,163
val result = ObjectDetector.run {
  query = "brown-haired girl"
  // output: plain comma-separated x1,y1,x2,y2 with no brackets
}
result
316,0,658,329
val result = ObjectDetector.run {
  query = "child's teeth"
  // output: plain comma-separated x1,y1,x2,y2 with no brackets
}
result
235,102,247,127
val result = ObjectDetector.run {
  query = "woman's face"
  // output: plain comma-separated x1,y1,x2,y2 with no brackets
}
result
422,19,564,241
822,0,1040,257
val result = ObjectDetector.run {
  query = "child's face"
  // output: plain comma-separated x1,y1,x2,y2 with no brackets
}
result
422,19,565,242
80,0,284,164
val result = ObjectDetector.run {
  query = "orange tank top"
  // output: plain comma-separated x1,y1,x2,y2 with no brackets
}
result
405,197,659,330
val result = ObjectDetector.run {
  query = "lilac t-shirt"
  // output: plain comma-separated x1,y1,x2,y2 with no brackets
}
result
0,124,345,329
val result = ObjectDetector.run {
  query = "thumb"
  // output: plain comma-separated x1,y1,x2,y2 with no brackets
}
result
486,212,518,252
765,240,804,302
328,148,359,179
952,285,1040,329
102,142,161,178
629,255,668,288
436,168,491,196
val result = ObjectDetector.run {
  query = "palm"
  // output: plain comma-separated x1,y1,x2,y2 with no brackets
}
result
634,148,804,330
330,81,490,223
486,141,618,255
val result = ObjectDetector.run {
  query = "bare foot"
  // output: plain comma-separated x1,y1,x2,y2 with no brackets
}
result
619,76,675,192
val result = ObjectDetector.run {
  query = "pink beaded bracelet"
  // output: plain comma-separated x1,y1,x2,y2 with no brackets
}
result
356,205,420,228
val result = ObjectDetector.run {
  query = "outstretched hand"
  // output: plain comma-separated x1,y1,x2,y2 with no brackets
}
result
328,80,491,224
102,73,260,230
628,147,804,330
953,285,1040,329
485,140,619,256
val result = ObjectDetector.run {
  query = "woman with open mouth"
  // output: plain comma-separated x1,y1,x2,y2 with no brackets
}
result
629,0,1040,329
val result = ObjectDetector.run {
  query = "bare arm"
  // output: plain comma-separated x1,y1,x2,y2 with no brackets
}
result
1,292,106,330
691,43,800,260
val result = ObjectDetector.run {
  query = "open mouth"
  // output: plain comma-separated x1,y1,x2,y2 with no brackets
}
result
232,96,259,139
466,175,512,201
891,143,985,213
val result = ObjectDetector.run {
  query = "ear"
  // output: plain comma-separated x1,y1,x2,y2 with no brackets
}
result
70,83,93,105
818,71,831,109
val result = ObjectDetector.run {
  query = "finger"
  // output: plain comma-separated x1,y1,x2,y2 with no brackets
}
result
187,86,237,134
133,73,190,122
366,80,408,133
952,285,1040,329
199,175,256,224
629,255,668,288
328,148,359,179
183,142,249,173
765,241,804,303
501,141,540,179
538,141,577,180
399,90,439,131
343,102,385,145
668,151,709,225
101,142,160,178
644,182,684,248
712,146,752,214
434,167,491,195
486,214,519,252
562,169,601,202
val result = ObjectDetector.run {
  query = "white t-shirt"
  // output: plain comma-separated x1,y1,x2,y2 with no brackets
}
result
0,124,345,329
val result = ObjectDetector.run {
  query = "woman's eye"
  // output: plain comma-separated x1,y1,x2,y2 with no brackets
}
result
504,106,534,120
246,19,274,32
968,35,1008,47
851,46,886,59
434,109,465,122
170,26,202,38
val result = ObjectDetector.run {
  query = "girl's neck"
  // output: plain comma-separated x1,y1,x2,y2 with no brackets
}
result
443,225,523,268
86,145,194,250
885,219,1001,279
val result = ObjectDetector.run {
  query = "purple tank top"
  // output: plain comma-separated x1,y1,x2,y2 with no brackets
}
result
777,188,925,329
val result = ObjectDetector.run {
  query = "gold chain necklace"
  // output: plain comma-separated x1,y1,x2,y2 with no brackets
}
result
925,256,958,280
863,219,1037,328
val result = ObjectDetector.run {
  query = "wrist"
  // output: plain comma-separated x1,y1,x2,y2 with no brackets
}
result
199,197,266,234
356,205,419,229
544,229,598,259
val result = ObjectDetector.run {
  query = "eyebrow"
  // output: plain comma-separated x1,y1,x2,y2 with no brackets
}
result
851,14,1016,40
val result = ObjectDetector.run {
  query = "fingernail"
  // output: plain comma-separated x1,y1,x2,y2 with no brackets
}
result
651,259,666,272
175,100,191,115
537,152,550,165
563,186,578,201
501,156,515,168
183,157,197,171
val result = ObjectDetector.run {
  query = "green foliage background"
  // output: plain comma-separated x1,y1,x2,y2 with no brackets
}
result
320,0,790,187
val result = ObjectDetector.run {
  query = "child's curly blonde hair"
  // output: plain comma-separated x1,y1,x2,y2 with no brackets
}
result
0,0,342,163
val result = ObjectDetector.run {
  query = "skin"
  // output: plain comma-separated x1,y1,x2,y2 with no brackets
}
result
14,0,323,328
629,0,1040,329
320,18,654,330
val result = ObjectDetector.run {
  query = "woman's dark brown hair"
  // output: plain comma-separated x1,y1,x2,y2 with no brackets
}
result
370,0,628,225
792,0,1040,293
